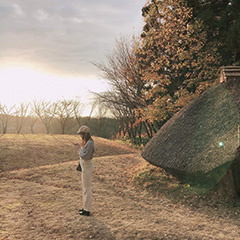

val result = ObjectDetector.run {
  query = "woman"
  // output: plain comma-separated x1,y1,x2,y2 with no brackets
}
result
75,125,95,216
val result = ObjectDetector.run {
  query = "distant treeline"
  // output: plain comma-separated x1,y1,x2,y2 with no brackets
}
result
0,100,119,139
0,114,119,139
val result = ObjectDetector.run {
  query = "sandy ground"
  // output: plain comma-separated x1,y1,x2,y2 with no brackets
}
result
0,149,240,239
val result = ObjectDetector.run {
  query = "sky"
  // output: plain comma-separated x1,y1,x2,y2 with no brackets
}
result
0,0,146,115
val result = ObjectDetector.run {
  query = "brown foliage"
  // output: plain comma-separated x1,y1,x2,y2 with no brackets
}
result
137,0,221,123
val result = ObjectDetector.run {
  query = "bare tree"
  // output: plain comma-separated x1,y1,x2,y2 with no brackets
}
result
93,37,146,144
28,105,39,134
32,100,57,134
55,99,75,134
0,104,15,134
29,116,38,134
93,98,108,136
14,102,29,134
72,99,85,128
84,100,97,125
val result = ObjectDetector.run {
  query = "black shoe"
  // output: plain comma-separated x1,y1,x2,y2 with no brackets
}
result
79,210,90,216
79,208,84,212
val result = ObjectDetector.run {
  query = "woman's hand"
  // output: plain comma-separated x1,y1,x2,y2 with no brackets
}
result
73,143,80,149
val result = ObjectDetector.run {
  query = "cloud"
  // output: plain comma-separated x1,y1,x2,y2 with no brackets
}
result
0,0,145,77
12,3,25,17
35,9,49,21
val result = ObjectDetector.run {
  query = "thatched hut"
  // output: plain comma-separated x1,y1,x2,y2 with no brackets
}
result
142,66,240,194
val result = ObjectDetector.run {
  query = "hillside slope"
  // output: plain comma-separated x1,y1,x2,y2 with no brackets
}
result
0,134,136,172
0,135,239,240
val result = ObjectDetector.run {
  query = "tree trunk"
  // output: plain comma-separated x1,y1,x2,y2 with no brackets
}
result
3,126,7,134
31,125,34,134
143,121,153,139
137,121,143,145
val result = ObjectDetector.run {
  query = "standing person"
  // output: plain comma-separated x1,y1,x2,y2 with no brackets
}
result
75,125,95,216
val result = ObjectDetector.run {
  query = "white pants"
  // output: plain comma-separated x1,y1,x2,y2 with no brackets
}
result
80,159,94,212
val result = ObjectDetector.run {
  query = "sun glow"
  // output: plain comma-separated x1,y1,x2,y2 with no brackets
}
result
0,65,106,113
0,65,67,106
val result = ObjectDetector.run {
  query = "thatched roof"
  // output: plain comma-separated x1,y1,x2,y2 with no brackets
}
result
141,83,240,183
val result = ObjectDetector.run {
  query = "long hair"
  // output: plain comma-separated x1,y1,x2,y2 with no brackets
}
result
80,132,92,146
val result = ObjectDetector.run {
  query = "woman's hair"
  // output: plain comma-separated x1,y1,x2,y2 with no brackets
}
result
80,132,92,144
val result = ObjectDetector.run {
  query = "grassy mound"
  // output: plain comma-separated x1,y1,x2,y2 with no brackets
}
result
0,134,136,172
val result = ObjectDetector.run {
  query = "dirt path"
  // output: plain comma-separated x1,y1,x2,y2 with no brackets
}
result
1,153,240,240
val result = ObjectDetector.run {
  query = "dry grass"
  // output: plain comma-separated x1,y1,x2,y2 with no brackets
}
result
0,134,136,172
0,134,240,240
